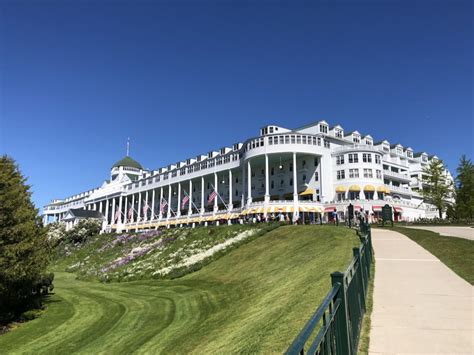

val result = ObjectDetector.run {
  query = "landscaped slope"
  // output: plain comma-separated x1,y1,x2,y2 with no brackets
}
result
53,224,271,281
0,225,359,354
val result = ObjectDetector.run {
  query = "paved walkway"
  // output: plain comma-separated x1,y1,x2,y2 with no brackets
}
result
405,226,474,241
369,229,473,354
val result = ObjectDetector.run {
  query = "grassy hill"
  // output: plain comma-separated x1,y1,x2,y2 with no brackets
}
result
0,225,359,354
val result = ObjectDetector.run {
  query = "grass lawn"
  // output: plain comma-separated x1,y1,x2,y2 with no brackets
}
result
0,225,359,354
391,226,474,285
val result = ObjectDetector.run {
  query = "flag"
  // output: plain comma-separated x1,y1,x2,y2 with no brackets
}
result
160,198,168,214
142,200,149,216
114,208,121,222
208,191,217,205
127,204,133,219
182,195,189,208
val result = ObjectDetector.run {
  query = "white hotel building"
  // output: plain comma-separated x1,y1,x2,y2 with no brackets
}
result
43,120,453,231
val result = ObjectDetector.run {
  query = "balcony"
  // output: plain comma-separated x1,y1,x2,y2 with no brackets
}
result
383,169,411,182
385,184,412,195
332,144,382,154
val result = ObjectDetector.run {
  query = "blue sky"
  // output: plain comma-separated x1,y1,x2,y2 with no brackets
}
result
1,0,472,210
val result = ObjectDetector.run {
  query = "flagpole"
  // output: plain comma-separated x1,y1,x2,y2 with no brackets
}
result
183,190,200,214
210,183,228,210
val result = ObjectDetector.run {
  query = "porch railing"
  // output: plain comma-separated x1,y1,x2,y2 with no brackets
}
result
286,221,373,355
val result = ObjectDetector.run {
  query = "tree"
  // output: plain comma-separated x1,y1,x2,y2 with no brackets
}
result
0,155,52,324
455,155,474,219
421,159,453,218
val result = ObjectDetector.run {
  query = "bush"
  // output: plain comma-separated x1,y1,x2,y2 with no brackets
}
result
66,219,101,244
47,222,67,246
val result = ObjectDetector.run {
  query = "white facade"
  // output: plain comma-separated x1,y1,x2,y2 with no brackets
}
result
43,120,453,231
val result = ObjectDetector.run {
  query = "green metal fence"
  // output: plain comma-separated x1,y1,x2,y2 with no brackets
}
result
286,221,373,355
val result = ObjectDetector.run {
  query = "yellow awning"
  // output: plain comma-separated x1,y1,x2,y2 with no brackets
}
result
364,185,375,192
349,185,361,192
299,188,315,196
376,185,386,192
335,186,346,192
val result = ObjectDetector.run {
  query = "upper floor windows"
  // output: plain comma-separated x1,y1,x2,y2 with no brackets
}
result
362,153,372,163
336,155,345,165
348,153,358,163
376,170,382,179
349,169,359,178
337,170,345,180
375,155,381,164
353,136,360,143
320,124,328,134
363,168,373,178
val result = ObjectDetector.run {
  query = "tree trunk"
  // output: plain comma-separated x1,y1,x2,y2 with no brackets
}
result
438,208,443,219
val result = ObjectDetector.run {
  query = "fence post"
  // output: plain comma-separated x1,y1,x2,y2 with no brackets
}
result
331,272,352,355
353,247,367,311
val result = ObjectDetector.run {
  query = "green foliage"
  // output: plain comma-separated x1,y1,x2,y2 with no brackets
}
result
0,155,53,324
421,159,453,218
455,155,474,220
66,219,101,244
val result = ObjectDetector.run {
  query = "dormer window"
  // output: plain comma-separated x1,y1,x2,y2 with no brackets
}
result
335,129,343,138
422,155,428,162
319,124,328,134
365,139,372,145
269,126,274,133
407,151,413,158
353,136,360,143
383,145,389,152
396,147,403,155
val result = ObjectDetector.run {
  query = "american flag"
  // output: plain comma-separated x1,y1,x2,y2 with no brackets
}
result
127,204,133,219
114,208,121,222
182,195,189,207
208,191,217,205
142,200,149,216
160,198,168,214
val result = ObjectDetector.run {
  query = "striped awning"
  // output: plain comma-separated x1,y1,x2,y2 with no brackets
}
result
299,206,323,213
349,185,361,192
394,207,403,212
364,185,375,192
335,186,346,192
372,205,383,212
299,188,315,196
325,207,336,212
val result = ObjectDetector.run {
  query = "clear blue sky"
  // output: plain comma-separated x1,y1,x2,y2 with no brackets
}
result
0,0,472,210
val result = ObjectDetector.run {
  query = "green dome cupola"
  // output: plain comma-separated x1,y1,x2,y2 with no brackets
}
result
112,156,143,170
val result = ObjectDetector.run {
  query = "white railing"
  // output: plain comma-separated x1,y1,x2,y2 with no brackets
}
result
383,169,411,181
332,144,382,154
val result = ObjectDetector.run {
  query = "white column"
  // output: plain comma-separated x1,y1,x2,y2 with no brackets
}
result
265,154,270,203
99,201,103,214
124,196,128,224
144,190,149,221
118,195,123,224
167,185,171,218
43,215,48,225
214,172,218,212
177,182,182,217
111,198,116,225
138,192,142,221
159,187,163,219
188,180,193,215
201,176,205,214
247,160,252,205
228,169,233,210
131,194,135,222
293,152,298,219
151,189,156,220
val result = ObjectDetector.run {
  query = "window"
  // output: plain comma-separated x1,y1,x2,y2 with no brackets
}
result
363,169,373,178
349,169,359,178
314,171,319,181
348,154,359,163
396,147,403,155
349,191,360,200
302,174,307,182
335,129,343,138
271,181,274,189
375,155,381,164
365,139,372,145
353,136,360,143
290,164,293,172
337,192,345,201
365,192,374,200
271,167,274,175
314,157,319,166
302,160,306,168
383,145,390,152
320,124,328,133
362,154,372,163
290,178,293,186
336,155,345,165
376,170,382,179
337,170,345,180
